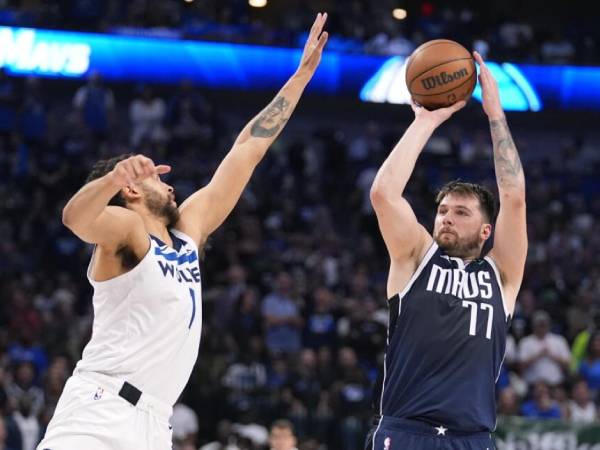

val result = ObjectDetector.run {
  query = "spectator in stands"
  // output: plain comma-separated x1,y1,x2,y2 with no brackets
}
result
331,347,369,450
232,288,262,348
497,387,520,416
198,419,237,450
518,311,571,386
6,362,44,418
262,272,303,354
222,336,267,418
570,312,600,372
303,287,337,349
171,400,199,450
288,349,322,413
129,84,168,149
541,32,576,64
269,419,298,450
0,415,19,450
18,77,47,145
72,71,115,138
167,79,212,145
568,379,597,423
520,381,562,419
578,332,600,391
11,394,39,450
0,378,22,450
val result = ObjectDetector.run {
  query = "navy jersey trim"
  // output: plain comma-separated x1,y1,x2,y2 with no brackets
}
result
150,232,187,252
390,241,439,302
378,241,439,420
483,255,511,320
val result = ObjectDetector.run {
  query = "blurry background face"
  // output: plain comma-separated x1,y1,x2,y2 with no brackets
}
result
533,317,550,337
270,427,296,450
590,334,600,358
433,194,486,257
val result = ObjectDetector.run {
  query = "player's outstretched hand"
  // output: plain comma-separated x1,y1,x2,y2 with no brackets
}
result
109,154,171,188
473,51,504,120
296,12,328,79
411,99,466,128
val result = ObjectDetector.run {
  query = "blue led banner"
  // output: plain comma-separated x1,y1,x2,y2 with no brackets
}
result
0,25,382,94
1,26,600,111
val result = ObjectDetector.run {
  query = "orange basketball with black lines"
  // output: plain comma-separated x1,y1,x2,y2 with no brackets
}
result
405,39,476,110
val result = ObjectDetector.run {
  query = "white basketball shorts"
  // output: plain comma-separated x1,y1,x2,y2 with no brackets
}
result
37,371,173,450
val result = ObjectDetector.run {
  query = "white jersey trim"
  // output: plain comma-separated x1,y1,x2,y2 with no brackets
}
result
86,236,153,287
371,416,383,450
390,241,438,304
378,241,437,420
484,255,512,320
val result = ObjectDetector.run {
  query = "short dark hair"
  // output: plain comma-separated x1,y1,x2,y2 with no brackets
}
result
435,180,497,223
270,419,295,435
85,153,134,207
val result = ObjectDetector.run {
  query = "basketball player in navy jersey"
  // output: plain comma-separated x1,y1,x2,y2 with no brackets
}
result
365,52,527,450
37,14,328,450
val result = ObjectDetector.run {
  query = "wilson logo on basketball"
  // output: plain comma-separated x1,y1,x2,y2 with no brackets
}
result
420,68,469,90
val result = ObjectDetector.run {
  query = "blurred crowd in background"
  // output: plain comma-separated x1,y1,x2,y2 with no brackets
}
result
0,0,596,64
0,66,599,450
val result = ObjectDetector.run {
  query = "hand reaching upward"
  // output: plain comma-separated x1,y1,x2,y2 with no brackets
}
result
473,51,504,120
296,12,329,79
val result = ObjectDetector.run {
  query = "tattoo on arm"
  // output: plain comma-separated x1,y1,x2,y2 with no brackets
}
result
490,118,524,189
250,96,291,138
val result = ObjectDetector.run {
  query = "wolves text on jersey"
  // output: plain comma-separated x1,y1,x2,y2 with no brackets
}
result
157,260,201,284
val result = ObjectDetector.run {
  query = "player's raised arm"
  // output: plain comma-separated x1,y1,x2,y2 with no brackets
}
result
474,51,527,313
62,154,170,248
176,13,329,246
370,101,465,265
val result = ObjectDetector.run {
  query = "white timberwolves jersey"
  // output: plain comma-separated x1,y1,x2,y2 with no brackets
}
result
76,229,202,406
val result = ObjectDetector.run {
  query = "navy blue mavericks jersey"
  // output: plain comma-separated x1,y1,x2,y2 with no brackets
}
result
375,242,511,432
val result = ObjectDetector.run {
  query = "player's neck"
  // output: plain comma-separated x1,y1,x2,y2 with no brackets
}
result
141,214,172,247
446,252,480,263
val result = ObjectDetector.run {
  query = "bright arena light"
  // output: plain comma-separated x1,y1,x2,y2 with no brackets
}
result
392,8,407,20
249,0,267,7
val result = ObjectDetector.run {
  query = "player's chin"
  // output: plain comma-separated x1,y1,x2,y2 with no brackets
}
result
435,236,456,251
436,233,455,243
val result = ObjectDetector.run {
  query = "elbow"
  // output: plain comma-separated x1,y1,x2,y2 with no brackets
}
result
370,180,399,210
369,183,382,205
369,180,388,206
61,206,75,230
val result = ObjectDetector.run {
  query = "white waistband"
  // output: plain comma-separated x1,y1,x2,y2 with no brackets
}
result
74,369,172,421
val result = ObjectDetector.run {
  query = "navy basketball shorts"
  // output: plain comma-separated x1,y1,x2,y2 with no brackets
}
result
365,416,496,450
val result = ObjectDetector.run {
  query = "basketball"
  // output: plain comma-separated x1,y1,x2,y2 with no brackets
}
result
405,39,476,110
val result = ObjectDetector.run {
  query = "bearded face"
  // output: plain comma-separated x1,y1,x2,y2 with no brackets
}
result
434,226,482,258
433,193,491,259
143,185,180,227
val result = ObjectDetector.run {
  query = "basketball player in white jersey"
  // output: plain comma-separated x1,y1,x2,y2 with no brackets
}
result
37,13,328,450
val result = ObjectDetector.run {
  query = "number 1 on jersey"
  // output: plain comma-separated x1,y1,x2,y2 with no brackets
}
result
462,301,493,339
188,288,196,329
